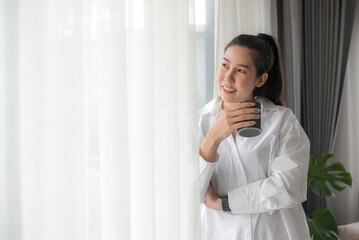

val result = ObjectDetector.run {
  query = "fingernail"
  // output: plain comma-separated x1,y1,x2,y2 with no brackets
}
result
253,121,257,124
251,102,255,105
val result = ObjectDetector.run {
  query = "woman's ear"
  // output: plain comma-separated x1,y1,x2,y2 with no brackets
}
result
256,72,268,88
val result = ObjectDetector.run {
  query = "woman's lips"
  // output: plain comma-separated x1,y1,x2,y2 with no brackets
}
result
222,86,237,94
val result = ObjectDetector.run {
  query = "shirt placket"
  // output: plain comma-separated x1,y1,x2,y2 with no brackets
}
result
228,133,253,240
244,215,252,240
227,132,248,186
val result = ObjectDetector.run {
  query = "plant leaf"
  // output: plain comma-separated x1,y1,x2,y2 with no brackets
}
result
310,180,319,195
318,180,334,197
323,163,345,173
307,153,352,196
309,153,319,174
307,208,338,240
328,180,346,192
318,153,333,171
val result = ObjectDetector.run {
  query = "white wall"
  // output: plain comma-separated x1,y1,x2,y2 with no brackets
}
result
328,2,359,225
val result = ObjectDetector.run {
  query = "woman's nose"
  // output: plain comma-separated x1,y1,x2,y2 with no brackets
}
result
225,68,235,82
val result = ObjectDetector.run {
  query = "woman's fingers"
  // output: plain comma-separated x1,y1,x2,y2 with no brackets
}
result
230,113,260,124
234,120,257,129
228,101,255,110
228,106,260,117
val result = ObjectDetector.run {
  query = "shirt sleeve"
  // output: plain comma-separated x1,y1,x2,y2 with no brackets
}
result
228,111,310,214
199,115,219,203
200,154,218,203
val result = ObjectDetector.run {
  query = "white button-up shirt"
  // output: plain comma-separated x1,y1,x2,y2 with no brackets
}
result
199,96,311,240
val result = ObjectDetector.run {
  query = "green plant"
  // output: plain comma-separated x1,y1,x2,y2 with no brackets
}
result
306,153,352,240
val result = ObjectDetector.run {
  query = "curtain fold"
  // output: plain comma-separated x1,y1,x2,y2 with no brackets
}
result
277,0,302,118
301,0,356,157
300,0,356,214
18,0,89,239
95,1,130,239
1,0,200,239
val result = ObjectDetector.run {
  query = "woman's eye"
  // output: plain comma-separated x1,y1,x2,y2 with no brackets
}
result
222,63,228,68
238,69,245,73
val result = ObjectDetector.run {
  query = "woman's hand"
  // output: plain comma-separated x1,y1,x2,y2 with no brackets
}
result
199,101,260,163
209,101,260,142
204,184,222,211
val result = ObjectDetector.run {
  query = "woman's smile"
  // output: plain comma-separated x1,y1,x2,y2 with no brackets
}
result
222,86,237,94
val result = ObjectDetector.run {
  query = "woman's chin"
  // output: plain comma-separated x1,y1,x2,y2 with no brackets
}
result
220,92,238,102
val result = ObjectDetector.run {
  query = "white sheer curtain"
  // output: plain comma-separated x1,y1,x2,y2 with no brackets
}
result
328,2,359,225
0,0,200,239
213,0,278,97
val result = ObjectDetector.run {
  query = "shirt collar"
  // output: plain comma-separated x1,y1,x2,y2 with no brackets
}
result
200,96,279,118
256,96,279,111
198,96,223,117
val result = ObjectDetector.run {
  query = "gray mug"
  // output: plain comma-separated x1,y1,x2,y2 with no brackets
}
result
237,101,262,137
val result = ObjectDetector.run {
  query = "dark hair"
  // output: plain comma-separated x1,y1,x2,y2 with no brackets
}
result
225,33,286,106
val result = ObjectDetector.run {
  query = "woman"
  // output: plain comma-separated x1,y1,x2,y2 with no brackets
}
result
199,33,311,240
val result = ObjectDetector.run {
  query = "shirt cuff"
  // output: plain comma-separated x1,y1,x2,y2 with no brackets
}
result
199,153,219,203
228,180,270,214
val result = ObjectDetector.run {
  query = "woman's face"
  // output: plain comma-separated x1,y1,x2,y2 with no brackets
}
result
217,45,265,108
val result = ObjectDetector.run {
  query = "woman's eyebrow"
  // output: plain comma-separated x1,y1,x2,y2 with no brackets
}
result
222,57,250,69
